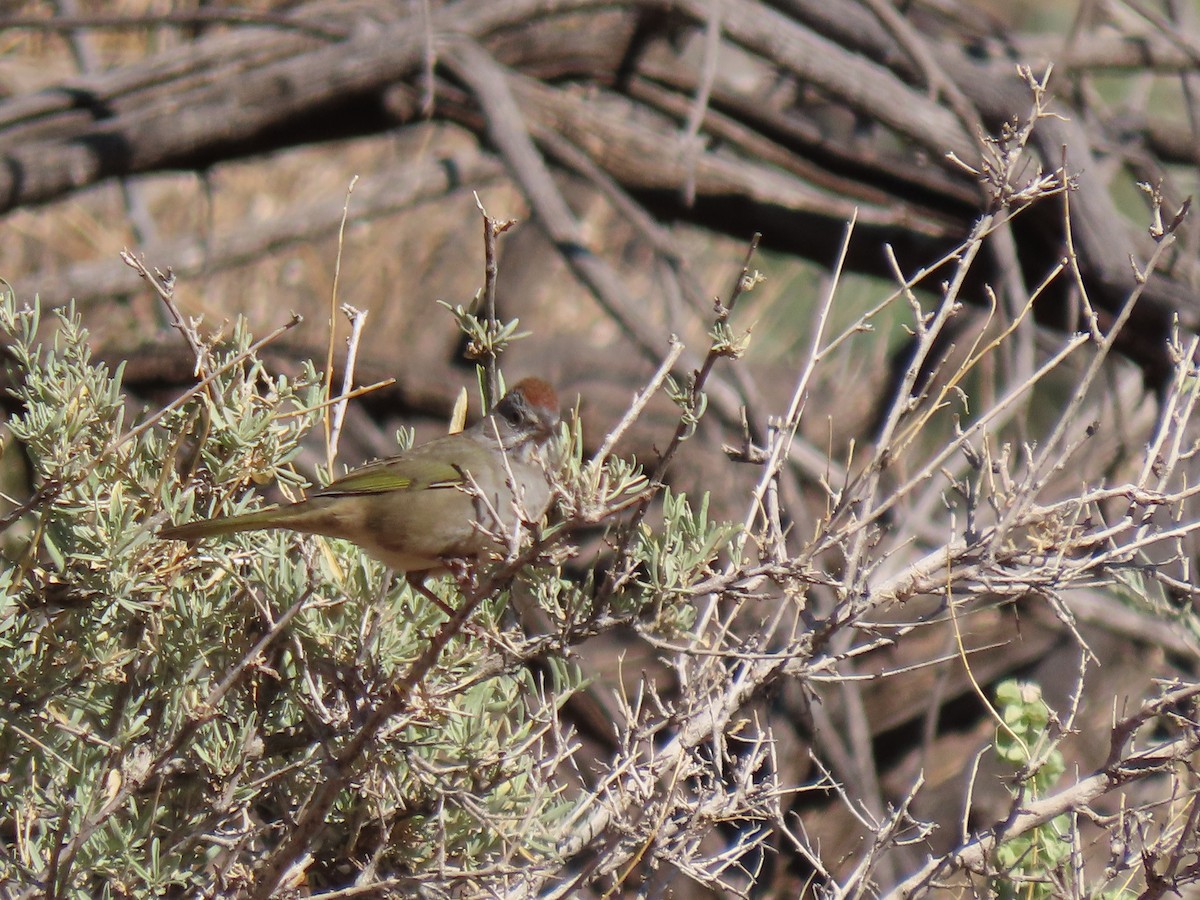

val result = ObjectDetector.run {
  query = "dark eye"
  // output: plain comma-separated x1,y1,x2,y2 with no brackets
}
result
502,402,524,425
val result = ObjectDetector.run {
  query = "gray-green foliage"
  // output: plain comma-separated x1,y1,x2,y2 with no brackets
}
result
991,680,1072,900
0,287,739,896
627,490,736,632
0,292,582,895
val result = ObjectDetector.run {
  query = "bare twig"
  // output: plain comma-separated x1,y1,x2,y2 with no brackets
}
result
324,175,358,471
327,304,368,465
120,251,209,377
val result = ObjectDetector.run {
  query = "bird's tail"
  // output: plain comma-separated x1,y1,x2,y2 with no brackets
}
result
159,505,298,542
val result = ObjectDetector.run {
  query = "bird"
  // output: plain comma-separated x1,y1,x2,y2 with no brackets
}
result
160,377,561,573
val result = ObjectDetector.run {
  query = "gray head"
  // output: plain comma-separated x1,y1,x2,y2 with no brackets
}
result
489,378,560,450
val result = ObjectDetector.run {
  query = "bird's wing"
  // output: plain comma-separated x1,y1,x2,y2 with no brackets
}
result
316,448,467,497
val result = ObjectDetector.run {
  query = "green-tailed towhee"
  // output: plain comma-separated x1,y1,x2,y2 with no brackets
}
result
160,378,560,572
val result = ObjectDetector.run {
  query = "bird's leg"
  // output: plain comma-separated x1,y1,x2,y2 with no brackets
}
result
405,572,457,618
405,567,508,652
